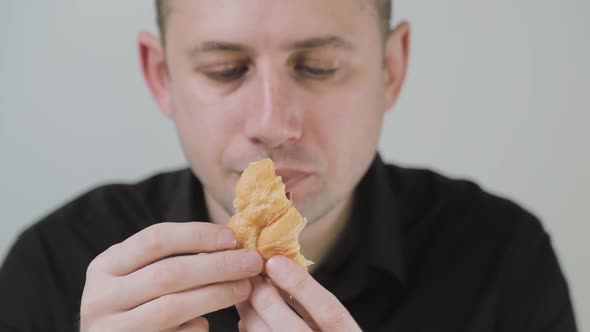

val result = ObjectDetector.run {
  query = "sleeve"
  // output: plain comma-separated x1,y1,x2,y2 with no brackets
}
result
0,227,70,332
497,215,578,332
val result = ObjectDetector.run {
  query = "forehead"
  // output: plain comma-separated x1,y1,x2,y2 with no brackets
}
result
165,0,380,48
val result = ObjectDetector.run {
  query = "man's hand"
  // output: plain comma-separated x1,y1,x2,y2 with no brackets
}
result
236,256,361,332
80,222,264,332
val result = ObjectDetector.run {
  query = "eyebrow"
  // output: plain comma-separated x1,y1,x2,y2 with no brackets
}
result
187,35,354,59
187,41,253,58
284,36,355,51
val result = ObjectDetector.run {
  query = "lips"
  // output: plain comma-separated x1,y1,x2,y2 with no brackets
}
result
232,166,312,191
275,168,312,190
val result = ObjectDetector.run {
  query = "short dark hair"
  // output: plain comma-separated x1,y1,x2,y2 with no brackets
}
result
155,0,392,42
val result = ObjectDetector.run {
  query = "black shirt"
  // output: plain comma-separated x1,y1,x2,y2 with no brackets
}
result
0,155,578,331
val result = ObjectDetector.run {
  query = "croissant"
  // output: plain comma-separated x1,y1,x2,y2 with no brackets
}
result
227,158,313,268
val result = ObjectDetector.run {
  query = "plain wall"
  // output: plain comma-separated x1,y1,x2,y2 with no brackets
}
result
1,0,588,328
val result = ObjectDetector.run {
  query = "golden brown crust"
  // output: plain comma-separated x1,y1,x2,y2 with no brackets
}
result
227,158,313,267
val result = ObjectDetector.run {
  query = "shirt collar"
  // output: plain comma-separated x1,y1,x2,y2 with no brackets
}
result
167,153,407,287
164,169,209,223
359,153,407,285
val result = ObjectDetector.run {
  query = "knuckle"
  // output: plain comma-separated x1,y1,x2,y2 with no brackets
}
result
87,242,123,278
215,252,230,275
80,279,119,325
143,224,166,254
86,245,115,277
80,280,118,320
85,259,100,278
80,292,103,319
191,224,208,246
79,296,94,317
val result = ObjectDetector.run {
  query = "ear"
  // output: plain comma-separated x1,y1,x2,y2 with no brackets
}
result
383,21,411,111
138,31,173,118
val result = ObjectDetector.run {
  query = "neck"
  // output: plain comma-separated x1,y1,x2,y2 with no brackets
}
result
299,194,353,272
204,191,353,273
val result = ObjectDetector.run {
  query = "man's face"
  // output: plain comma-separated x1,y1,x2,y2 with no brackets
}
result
154,0,399,223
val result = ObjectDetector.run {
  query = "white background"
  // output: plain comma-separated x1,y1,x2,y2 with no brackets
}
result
1,0,588,328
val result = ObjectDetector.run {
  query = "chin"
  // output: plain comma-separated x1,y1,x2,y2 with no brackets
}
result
293,186,344,226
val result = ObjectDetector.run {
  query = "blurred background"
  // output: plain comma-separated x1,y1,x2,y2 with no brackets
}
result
1,0,588,328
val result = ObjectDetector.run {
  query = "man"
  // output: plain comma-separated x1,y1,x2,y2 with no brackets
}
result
0,0,578,331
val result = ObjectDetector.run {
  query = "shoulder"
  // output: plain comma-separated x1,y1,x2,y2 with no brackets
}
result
19,168,194,257
385,164,547,252
0,169,193,329
381,166,575,329
43,168,191,225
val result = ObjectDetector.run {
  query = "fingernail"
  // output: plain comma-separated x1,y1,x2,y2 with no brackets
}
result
242,250,261,271
218,229,237,248
266,256,289,280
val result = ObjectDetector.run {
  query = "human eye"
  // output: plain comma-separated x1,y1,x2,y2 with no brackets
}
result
294,61,338,80
204,64,250,82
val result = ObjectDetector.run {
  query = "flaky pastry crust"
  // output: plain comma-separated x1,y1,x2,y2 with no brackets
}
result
227,158,313,268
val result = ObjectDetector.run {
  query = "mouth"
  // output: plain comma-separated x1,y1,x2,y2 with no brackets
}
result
232,167,312,191
275,168,312,191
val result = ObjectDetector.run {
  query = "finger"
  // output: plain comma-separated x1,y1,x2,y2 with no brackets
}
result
238,320,246,332
266,256,360,331
176,317,209,331
113,279,251,331
236,300,270,332
247,276,309,331
116,249,262,310
91,222,238,276
276,288,320,330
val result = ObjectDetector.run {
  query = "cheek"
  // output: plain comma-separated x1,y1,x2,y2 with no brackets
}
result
311,76,385,160
169,76,245,172
306,73,386,194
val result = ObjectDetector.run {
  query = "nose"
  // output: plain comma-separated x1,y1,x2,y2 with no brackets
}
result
243,65,303,149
